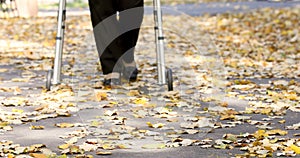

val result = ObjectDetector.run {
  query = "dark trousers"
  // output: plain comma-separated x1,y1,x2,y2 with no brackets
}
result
88,0,144,75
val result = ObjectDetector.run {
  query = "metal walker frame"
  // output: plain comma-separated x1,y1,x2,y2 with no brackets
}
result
46,0,173,91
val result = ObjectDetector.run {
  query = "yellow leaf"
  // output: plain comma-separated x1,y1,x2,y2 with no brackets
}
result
3,126,13,131
29,144,46,152
102,144,115,150
69,145,82,154
153,123,165,128
29,126,45,130
214,144,227,149
12,109,24,113
146,122,153,127
90,120,102,127
254,130,268,139
139,130,147,133
66,137,78,145
107,135,119,140
286,92,297,101
11,78,29,82
167,118,179,122
142,143,165,149
0,122,8,127
95,91,107,101
0,69,8,73
260,108,272,115
127,90,140,96
7,154,15,158
238,95,246,100
219,102,228,107
147,122,165,128
133,114,144,118
133,98,148,105
29,153,47,158
57,154,68,158
109,101,118,105
104,109,118,116
116,144,128,149
55,123,74,128
270,138,278,144
220,114,235,120
185,89,194,94
14,87,22,95
96,151,112,155
267,129,288,136
143,103,156,108
291,144,300,154
58,144,70,150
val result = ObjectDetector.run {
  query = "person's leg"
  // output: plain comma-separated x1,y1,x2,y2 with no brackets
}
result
116,0,144,81
88,0,119,75
116,0,144,63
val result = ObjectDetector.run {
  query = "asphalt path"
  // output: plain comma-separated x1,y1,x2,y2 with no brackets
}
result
1,1,300,158
38,1,300,17
158,0,300,16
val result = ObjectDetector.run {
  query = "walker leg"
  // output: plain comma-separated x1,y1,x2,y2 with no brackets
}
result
46,0,67,90
153,0,166,85
52,0,66,85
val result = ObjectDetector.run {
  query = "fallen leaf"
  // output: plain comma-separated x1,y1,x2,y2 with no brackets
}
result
95,91,108,101
104,109,118,116
58,144,70,150
90,120,102,127
291,144,300,154
55,123,74,128
132,97,148,105
278,120,286,124
102,144,115,150
267,129,288,136
180,139,195,146
96,151,112,155
142,143,165,149
29,153,47,158
147,122,165,128
79,143,97,152
65,137,78,144
12,108,24,113
29,126,45,130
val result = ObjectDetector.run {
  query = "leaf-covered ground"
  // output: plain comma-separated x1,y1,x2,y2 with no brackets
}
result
0,6,300,158
145,0,254,5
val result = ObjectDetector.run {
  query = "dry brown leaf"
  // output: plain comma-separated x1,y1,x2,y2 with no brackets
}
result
95,91,108,101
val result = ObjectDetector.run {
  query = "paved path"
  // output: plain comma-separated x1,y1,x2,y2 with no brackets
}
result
38,1,300,17
161,0,300,16
1,1,299,158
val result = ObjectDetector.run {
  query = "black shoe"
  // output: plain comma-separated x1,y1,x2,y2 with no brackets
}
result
102,72,121,86
103,78,121,86
123,66,138,82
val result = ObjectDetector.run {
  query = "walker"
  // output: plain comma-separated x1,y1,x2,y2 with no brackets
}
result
46,0,173,91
